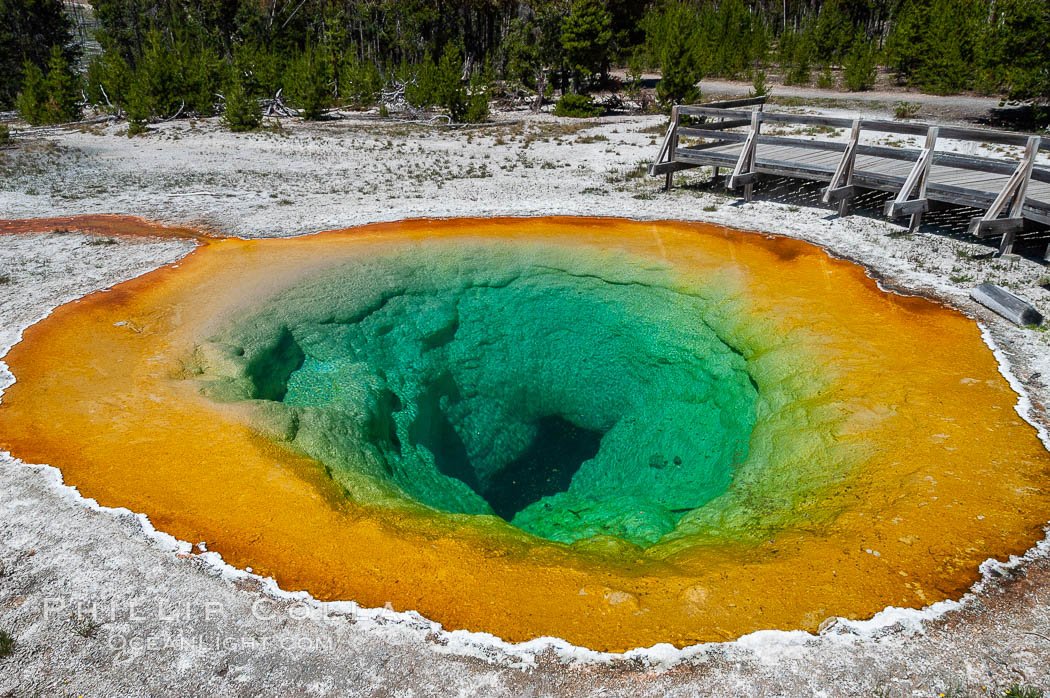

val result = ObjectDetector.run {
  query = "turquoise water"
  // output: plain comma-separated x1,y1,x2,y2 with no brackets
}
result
205,244,759,547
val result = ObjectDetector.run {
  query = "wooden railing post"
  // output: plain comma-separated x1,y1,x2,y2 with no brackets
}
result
823,119,860,217
973,135,1040,256
728,110,761,202
884,126,938,233
665,106,680,191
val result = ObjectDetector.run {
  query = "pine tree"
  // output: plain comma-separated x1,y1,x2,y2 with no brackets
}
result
750,70,770,97
440,48,467,119
843,33,877,91
915,0,980,94
0,0,78,108
175,33,222,116
502,17,541,90
656,21,700,106
15,45,81,125
286,46,332,120
812,0,854,65
223,71,261,132
14,62,47,125
561,0,613,92
976,0,1050,102
406,53,442,109
136,29,182,118
338,54,382,108
85,51,133,113
884,0,928,84
781,27,813,86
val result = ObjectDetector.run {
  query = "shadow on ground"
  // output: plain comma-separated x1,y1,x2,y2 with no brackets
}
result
676,173,1050,262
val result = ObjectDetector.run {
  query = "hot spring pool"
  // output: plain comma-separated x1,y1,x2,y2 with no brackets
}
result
1,215,1047,651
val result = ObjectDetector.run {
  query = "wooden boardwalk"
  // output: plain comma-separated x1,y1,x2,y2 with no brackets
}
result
649,97,1050,259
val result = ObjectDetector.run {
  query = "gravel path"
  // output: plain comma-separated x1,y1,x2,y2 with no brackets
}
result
699,78,1009,117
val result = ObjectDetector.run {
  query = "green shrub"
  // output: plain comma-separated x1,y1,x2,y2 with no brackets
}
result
15,45,82,125
0,124,10,146
223,72,262,132
893,101,920,120
817,65,834,89
406,53,442,108
85,51,131,114
625,50,645,101
339,55,382,107
459,79,490,124
750,70,769,97
554,93,602,117
0,629,13,658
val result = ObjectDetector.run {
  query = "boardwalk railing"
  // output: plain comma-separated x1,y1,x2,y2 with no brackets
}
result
649,97,1050,258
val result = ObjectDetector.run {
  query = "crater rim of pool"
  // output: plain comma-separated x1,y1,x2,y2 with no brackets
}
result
1,214,1048,653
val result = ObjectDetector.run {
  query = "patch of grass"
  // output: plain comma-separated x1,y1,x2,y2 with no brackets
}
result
637,122,668,135
894,101,921,120
702,204,718,212
87,237,118,246
71,614,101,638
937,683,972,698
0,274,11,285
0,629,14,658
576,133,608,144
886,230,913,239
603,161,650,185
1004,685,1044,698
802,125,839,137
127,120,148,137
0,124,11,146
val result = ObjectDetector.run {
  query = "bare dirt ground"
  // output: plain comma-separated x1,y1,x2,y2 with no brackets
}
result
1,103,1049,697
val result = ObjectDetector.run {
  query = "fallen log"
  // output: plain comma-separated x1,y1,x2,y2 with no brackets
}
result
970,282,1044,326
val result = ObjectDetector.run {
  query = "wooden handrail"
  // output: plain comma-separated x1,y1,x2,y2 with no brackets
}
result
675,105,1050,150
650,99,1050,258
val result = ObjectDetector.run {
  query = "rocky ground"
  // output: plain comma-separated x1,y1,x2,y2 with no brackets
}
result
1,103,1049,696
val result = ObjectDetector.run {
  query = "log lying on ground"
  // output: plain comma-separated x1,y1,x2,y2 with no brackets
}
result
970,282,1044,327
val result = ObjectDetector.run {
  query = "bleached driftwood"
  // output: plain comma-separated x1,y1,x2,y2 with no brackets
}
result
971,282,1044,326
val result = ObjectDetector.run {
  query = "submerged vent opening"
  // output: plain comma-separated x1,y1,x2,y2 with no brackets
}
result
228,252,760,548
